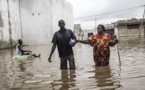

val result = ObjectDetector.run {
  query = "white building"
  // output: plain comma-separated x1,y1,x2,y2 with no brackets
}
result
83,29,95,40
0,0,73,48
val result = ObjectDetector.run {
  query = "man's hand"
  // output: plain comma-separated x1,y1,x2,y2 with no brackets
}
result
48,57,52,62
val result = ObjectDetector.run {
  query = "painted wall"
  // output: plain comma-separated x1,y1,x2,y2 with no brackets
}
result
52,0,74,33
20,0,73,45
0,0,73,48
9,0,21,43
20,0,53,45
0,0,10,48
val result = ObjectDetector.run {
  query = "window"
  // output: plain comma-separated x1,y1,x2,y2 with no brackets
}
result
127,24,140,29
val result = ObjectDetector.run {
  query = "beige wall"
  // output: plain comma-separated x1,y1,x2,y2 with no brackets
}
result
118,26,144,37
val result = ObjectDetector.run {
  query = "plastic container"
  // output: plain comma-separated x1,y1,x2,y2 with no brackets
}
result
13,55,32,60
69,41,73,46
69,40,76,46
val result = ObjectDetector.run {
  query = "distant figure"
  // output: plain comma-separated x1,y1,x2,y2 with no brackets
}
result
77,25,119,66
48,19,77,70
16,39,40,57
80,30,84,40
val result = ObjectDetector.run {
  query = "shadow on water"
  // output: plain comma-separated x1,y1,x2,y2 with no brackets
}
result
51,70,76,90
85,66,122,90
89,67,114,89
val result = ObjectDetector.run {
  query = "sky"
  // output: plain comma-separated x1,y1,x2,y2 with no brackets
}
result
66,0,145,29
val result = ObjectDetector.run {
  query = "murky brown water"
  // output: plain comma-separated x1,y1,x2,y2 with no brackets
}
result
0,38,145,90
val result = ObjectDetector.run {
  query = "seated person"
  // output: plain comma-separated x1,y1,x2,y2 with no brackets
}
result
16,39,40,57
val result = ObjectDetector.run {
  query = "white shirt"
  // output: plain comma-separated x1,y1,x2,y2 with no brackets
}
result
16,44,22,55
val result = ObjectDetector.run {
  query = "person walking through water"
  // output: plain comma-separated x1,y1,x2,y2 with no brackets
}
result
48,19,77,70
16,39,41,57
77,24,119,66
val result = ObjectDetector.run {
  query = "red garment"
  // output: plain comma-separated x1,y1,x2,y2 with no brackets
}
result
88,34,113,66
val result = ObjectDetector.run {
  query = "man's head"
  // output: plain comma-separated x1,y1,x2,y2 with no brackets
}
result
18,39,23,45
58,19,65,29
97,24,105,34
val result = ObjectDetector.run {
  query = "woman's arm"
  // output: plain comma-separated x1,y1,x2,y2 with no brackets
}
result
77,39,91,44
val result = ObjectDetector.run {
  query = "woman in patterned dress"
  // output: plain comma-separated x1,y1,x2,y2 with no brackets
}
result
77,25,118,66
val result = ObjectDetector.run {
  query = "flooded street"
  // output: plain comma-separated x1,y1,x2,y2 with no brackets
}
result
0,38,145,90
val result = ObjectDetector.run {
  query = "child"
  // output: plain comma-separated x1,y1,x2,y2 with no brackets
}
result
16,39,41,57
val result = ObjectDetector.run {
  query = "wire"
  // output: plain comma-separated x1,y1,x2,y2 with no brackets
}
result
74,5,145,19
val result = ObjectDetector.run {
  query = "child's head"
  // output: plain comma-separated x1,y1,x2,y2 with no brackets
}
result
18,39,23,45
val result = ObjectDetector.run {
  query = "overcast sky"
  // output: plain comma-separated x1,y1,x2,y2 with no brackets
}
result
66,0,145,29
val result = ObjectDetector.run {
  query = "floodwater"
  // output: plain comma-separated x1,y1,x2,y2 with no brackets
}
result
0,38,145,90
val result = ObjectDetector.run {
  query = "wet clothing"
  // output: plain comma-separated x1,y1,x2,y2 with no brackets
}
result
60,55,76,70
52,29,76,58
16,44,29,56
52,29,76,70
16,44,23,55
88,34,113,66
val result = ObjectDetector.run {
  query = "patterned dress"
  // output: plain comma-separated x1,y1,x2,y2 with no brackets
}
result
88,34,113,66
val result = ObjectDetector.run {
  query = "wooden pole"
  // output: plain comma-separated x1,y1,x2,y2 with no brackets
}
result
117,23,122,76
95,18,97,33
117,23,121,66
139,5,145,38
117,41,121,66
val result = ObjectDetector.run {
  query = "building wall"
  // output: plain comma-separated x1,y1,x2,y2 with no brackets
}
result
118,26,144,37
0,0,73,48
9,0,21,42
52,0,74,33
20,0,73,45
0,0,10,48
83,29,95,40
20,0,53,45
117,18,145,37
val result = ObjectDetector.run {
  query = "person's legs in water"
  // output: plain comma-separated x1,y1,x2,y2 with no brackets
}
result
24,51,41,57
68,55,76,70
32,53,41,57
60,57,68,70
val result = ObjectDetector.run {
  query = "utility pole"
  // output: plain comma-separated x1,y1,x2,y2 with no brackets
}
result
139,5,145,38
95,18,97,33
